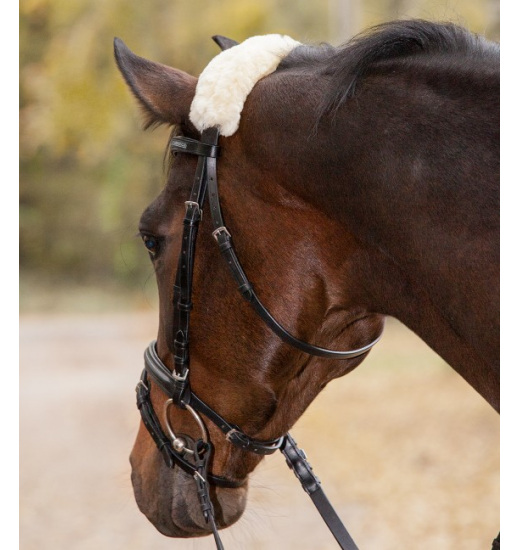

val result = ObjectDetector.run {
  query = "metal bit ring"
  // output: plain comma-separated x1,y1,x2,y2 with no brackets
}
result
164,398,209,455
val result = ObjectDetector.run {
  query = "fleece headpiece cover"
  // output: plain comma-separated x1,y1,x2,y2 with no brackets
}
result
189,34,301,136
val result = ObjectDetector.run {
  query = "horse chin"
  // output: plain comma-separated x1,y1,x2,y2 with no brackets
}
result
130,450,248,538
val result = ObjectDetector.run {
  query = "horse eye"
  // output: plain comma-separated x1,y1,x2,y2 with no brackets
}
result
142,234,160,256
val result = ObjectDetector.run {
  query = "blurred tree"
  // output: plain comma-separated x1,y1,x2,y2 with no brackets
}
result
19,0,499,304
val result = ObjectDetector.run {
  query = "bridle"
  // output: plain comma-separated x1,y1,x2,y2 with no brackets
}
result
136,126,382,549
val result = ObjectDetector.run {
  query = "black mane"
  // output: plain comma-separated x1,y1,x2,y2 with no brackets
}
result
279,19,499,115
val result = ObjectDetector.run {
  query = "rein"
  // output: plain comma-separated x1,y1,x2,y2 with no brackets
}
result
137,127,382,549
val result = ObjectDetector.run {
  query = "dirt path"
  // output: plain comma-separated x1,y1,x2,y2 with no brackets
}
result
20,313,499,549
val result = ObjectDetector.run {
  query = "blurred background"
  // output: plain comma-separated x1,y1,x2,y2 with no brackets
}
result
20,1,500,549
20,0,499,308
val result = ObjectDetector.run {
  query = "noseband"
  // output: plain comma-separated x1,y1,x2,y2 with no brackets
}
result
137,127,382,549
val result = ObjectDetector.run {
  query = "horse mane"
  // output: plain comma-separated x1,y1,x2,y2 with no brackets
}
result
278,19,499,116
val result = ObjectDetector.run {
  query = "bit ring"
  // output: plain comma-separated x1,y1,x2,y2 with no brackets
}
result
164,399,209,455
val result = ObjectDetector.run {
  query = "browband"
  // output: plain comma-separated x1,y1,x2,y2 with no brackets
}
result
170,136,220,158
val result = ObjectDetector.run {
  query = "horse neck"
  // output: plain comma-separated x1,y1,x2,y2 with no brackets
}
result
244,67,499,409
301,156,498,410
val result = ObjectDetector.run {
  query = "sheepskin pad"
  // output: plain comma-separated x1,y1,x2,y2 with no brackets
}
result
189,34,301,136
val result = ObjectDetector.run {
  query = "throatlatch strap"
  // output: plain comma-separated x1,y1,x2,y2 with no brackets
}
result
204,138,382,359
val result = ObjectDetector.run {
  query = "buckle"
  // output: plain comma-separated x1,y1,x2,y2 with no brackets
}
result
212,226,231,242
172,368,189,382
225,428,240,443
185,201,202,221
170,138,189,151
135,379,149,393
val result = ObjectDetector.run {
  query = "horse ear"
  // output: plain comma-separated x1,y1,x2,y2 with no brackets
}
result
212,35,239,51
114,38,196,128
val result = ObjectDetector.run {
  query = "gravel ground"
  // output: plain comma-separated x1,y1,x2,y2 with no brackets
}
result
20,313,499,549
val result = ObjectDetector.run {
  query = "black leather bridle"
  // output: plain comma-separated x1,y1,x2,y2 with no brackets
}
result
136,127,382,549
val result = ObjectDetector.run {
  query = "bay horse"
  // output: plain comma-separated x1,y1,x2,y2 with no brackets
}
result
114,20,499,548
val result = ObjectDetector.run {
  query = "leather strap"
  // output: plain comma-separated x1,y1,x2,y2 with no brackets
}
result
171,136,220,158
144,342,285,455
282,434,359,550
169,129,219,401
192,442,225,550
310,490,359,550
136,369,245,489
170,162,204,391
144,343,360,548
203,132,382,359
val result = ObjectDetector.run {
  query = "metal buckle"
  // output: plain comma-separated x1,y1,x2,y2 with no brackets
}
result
135,379,148,393
185,201,202,220
171,138,188,151
172,368,189,382
212,226,231,241
225,428,239,443
193,470,206,484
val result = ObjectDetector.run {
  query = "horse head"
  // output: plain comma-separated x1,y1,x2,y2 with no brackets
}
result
115,34,384,539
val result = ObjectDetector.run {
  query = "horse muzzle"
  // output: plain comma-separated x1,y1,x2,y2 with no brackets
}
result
130,438,248,538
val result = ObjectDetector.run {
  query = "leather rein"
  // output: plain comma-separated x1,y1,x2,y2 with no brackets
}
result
137,127,382,549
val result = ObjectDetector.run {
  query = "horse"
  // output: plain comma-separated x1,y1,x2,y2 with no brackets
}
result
114,19,499,548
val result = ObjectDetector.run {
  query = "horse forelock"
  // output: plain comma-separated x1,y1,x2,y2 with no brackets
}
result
189,34,301,136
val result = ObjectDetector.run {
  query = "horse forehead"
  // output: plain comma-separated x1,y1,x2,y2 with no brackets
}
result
189,34,300,137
